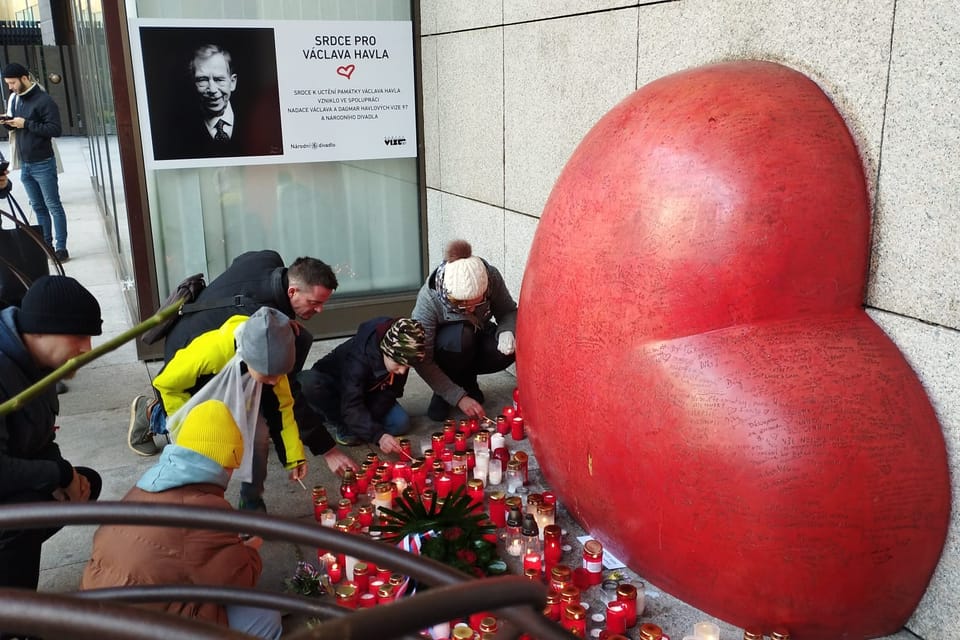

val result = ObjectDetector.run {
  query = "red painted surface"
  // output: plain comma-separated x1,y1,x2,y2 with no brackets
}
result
517,61,950,639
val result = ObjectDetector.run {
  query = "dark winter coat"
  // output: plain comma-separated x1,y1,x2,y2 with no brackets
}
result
6,84,61,163
0,307,73,502
307,317,408,444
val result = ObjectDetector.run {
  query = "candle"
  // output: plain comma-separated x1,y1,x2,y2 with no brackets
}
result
359,592,377,608
436,472,453,498
368,578,385,595
473,452,489,483
507,537,524,557
454,432,468,452
616,583,639,627
443,422,456,444
334,584,357,609
441,448,454,471
502,406,515,422
352,562,370,593
490,432,506,452
393,460,411,482
336,498,352,520
473,431,490,452
606,601,629,634
694,622,720,640
511,416,525,441
523,552,542,575
496,415,508,435
467,478,485,511
487,460,503,485
320,509,337,528
327,561,342,584
432,431,445,452
489,491,507,527
373,482,394,513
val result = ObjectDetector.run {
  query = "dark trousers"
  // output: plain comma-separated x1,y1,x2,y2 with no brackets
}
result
0,467,102,590
434,321,515,388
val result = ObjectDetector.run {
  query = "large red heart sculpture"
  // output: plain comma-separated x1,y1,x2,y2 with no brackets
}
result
517,61,950,639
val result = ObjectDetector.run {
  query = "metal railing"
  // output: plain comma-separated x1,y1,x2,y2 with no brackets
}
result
0,502,575,640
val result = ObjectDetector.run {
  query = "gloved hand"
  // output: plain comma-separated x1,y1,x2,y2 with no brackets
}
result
497,331,516,356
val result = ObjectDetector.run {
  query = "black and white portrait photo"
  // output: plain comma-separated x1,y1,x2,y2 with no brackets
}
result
139,27,284,162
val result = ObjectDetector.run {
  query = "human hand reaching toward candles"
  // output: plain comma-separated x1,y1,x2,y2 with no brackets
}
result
497,331,516,355
378,433,402,455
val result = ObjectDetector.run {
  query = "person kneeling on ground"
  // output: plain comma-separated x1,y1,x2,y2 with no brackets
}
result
129,306,307,511
81,399,282,640
0,275,103,592
298,317,425,455
412,239,518,421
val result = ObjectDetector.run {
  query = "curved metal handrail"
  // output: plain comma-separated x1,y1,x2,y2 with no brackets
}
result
0,502,573,639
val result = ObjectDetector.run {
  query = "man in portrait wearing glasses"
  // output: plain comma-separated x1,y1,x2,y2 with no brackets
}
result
154,43,282,160
412,239,518,421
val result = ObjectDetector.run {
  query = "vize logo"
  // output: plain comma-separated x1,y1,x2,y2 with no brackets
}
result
384,136,407,146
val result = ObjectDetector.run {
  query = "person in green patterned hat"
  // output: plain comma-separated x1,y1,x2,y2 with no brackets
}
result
298,317,425,455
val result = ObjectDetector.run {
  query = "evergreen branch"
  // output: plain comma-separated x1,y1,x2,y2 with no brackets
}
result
0,299,185,416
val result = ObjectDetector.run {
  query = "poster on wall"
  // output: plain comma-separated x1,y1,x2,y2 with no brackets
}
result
129,19,417,170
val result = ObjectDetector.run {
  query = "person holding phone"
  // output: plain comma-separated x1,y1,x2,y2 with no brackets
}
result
2,62,69,262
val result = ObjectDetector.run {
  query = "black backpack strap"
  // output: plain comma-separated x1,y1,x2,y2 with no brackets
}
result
180,294,258,315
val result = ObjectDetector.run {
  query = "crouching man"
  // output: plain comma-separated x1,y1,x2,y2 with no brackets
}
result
0,275,103,591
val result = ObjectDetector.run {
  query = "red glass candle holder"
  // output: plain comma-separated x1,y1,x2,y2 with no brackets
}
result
443,422,456,444
359,592,377,608
454,432,468,452
327,561,343,584
451,467,467,493
605,602,628,634
441,448,454,471
468,417,480,434
436,472,453,498
393,460,411,482
336,498,352,521
502,406,515,421
496,415,509,435
523,552,543,575
466,479,485,511
431,432,445,452
368,578,385,595
489,491,507,528
511,416,525,441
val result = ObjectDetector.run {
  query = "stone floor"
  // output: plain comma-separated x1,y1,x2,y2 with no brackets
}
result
5,137,917,639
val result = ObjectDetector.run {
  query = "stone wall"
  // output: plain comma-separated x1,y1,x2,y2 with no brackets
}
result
418,1,960,637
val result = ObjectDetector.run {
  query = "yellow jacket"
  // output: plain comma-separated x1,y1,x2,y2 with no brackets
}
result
153,315,305,469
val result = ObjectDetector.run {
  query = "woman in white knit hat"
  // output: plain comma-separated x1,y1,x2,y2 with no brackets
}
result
411,239,518,421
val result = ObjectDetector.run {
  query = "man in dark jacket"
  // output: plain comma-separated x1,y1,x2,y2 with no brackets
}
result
128,249,357,476
299,317,425,455
0,275,103,590
2,63,69,262
0,150,10,198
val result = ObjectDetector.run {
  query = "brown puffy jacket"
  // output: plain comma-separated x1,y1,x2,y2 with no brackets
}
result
80,483,261,626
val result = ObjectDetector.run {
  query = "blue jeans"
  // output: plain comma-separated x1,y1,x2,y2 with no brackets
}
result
382,402,412,435
19,156,67,251
225,603,282,639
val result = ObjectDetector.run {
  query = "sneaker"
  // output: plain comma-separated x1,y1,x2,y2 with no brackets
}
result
238,496,268,512
128,395,160,456
54,249,69,263
427,393,451,422
335,424,362,446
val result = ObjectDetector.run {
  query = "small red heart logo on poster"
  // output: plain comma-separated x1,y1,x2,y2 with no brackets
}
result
337,64,355,79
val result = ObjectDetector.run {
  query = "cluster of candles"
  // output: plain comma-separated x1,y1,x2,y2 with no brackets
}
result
305,388,757,640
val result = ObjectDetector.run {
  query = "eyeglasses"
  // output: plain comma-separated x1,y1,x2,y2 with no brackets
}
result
447,294,486,311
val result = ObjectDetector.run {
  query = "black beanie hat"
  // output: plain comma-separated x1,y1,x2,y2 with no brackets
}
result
19,276,103,336
2,63,29,79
